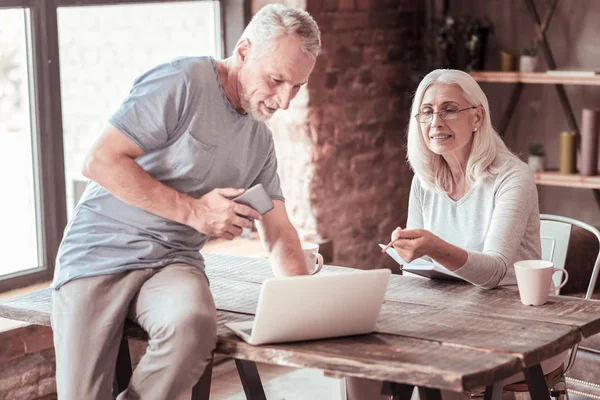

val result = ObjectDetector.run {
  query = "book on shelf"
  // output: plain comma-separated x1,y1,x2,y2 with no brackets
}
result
546,69,600,77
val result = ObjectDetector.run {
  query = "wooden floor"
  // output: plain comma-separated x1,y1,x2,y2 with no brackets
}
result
178,360,344,400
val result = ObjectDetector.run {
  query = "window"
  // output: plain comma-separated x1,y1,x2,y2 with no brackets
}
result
0,8,41,279
58,1,221,214
0,0,246,292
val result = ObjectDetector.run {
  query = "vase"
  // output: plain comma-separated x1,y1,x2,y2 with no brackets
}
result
581,108,600,176
559,131,577,174
500,51,515,72
528,154,545,172
519,55,538,73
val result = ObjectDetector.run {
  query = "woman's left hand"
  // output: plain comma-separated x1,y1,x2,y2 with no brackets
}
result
391,229,439,263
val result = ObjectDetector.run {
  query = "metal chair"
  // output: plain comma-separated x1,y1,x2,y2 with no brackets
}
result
507,214,600,400
539,214,600,299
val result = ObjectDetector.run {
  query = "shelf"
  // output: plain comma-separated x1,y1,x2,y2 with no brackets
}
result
534,171,600,189
470,71,600,86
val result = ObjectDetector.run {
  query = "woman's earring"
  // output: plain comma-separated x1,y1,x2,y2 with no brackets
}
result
473,128,478,133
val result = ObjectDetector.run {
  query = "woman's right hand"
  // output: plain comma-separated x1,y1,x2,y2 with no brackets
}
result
390,227,404,242
392,229,439,263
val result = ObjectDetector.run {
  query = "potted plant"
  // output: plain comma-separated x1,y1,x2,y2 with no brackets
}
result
459,15,493,71
528,143,545,172
520,43,538,73
423,15,493,72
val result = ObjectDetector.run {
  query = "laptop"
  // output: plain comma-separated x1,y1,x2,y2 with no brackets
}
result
225,268,391,345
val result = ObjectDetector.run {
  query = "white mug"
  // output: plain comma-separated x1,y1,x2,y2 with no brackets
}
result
514,260,569,306
302,242,324,275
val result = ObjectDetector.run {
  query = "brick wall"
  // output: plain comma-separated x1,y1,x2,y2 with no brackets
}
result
0,350,55,400
264,0,420,269
0,325,56,400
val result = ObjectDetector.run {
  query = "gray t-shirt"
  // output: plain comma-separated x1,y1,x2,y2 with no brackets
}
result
407,155,541,289
53,56,284,289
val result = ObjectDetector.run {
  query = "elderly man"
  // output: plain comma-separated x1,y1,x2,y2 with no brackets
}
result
51,4,321,399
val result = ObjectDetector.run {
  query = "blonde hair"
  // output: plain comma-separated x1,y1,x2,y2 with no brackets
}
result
406,69,514,193
240,4,321,59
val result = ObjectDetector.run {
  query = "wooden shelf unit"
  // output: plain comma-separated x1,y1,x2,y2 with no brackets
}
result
470,71,600,86
534,171,600,189
470,70,600,193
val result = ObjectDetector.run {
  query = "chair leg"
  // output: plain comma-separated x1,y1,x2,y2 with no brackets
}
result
113,337,133,399
549,378,568,400
191,354,214,400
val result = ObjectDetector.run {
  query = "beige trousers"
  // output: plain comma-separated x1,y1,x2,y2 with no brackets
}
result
51,263,217,400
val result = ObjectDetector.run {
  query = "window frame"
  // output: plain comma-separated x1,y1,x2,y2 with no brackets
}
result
0,0,247,292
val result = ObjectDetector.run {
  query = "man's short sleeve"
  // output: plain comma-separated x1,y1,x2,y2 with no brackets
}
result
252,135,285,202
109,62,189,152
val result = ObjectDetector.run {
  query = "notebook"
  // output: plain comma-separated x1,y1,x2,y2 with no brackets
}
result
378,243,462,280
225,268,391,345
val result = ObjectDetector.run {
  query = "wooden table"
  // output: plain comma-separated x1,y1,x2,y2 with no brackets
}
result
3,253,600,400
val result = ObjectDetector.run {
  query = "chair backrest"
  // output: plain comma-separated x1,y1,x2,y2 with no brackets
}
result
540,218,572,288
540,214,600,299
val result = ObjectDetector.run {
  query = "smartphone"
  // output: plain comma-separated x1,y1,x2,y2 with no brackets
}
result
232,184,275,216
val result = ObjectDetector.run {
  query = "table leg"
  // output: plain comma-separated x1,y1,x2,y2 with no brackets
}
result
523,364,551,400
418,387,443,400
235,359,267,400
483,381,503,400
381,381,415,400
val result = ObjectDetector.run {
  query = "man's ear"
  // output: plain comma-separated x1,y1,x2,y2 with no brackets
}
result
235,38,251,64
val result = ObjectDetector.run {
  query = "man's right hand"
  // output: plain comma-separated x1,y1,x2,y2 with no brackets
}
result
186,188,262,240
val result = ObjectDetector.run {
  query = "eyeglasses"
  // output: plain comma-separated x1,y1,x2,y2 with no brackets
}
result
414,106,477,123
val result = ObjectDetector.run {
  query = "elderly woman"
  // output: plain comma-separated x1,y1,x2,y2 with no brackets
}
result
346,69,562,399
391,68,541,288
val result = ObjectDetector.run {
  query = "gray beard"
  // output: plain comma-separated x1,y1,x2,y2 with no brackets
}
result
241,95,271,122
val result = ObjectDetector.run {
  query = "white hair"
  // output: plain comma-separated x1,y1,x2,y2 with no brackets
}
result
239,3,321,59
406,69,515,194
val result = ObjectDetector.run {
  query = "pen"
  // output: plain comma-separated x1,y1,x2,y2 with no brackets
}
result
381,239,394,254
381,227,403,254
